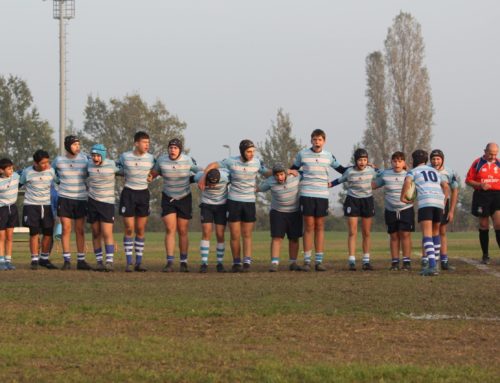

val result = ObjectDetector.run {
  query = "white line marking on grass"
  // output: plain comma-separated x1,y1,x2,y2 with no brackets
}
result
400,313,500,321
459,257,500,278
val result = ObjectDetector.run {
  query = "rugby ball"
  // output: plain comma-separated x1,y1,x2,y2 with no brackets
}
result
405,181,416,201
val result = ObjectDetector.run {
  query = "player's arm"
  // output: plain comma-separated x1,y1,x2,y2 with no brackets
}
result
198,161,221,191
400,176,413,204
441,181,450,202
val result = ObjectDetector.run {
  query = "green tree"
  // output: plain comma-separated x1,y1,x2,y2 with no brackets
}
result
0,75,57,168
79,93,188,231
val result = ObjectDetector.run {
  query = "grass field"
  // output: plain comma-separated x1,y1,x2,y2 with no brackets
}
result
1,231,499,382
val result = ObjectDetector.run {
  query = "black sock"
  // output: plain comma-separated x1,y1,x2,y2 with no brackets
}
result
479,229,489,256
496,229,500,249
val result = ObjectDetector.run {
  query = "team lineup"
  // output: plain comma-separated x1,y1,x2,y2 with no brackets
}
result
0,130,499,275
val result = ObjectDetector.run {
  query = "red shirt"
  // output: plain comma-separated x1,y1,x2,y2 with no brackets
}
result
466,157,500,191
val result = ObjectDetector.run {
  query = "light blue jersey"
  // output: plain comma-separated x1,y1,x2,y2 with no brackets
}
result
293,148,342,199
219,156,268,202
258,175,300,213
334,166,377,198
52,153,89,200
194,170,230,205
436,166,459,190
374,168,412,211
20,167,58,206
407,165,445,209
87,159,119,204
155,154,200,200
0,173,20,207
117,151,156,191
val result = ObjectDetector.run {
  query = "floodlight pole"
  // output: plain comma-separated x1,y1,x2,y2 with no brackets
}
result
59,7,65,155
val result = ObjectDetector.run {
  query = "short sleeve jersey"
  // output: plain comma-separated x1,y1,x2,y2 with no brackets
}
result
293,148,341,199
52,153,89,200
258,175,300,213
406,165,444,209
218,156,268,203
154,154,201,200
87,159,119,204
465,157,500,191
194,170,230,205
335,166,377,199
20,167,58,206
0,173,20,207
117,151,156,191
437,166,459,190
374,168,412,211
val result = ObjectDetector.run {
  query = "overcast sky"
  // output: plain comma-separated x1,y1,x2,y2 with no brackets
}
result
1,0,499,178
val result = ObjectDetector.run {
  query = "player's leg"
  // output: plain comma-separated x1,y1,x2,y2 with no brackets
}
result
431,209,443,271
241,221,254,272
4,227,15,269
162,213,177,271
0,229,6,270
100,222,115,271
347,216,358,270
361,217,373,270
60,216,73,263
38,208,57,269
420,218,437,275
389,232,400,270
91,221,104,270
229,221,242,271
215,223,226,272
177,216,190,272
302,215,314,269
123,216,135,269
269,237,283,272
74,217,90,269
199,222,212,273
29,229,40,269
133,216,148,271
400,231,412,270
493,210,500,251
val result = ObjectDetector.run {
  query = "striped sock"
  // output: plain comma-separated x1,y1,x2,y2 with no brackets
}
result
423,236,436,268
304,251,312,264
40,253,49,261
123,236,134,265
362,253,370,265
233,258,242,265
5,255,12,263
31,254,39,262
403,256,411,264
348,255,356,265
63,252,71,262
440,253,448,263
432,236,441,261
392,258,400,266
180,253,188,263
105,244,114,263
94,247,103,262
77,253,86,262
243,256,252,264
216,243,225,264
200,240,209,265
167,255,175,263
315,252,324,264
134,237,144,265
271,257,279,265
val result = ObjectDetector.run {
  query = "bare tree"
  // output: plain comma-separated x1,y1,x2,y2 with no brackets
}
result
385,11,433,156
362,51,390,168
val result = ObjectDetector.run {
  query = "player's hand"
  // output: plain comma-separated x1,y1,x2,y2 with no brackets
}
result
288,169,298,177
481,182,491,191
198,175,206,191
147,172,153,183
448,211,454,223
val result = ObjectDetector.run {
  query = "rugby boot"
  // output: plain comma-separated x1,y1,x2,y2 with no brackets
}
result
362,262,374,271
289,262,303,271
77,260,93,271
162,262,174,272
302,263,311,272
199,263,208,273
216,263,226,273
179,262,189,273
5,262,16,270
348,262,356,271
402,261,412,271
61,261,71,270
105,262,114,272
242,263,251,273
269,263,279,272
125,264,134,273
420,267,439,276
134,263,147,272
481,254,490,265
315,262,327,272
39,259,58,270
30,260,39,270
231,263,242,273
95,261,106,272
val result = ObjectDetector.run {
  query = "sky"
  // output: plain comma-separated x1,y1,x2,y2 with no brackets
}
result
1,0,499,179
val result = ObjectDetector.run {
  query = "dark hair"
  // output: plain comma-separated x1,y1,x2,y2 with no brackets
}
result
134,131,150,142
0,158,13,169
354,148,368,161
311,129,326,140
206,169,221,185
33,149,50,163
391,151,406,161
411,149,428,167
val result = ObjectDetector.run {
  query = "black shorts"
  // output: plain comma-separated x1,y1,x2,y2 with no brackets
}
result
119,187,150,217
0,205,19,230
200,203,227,225
344,195,375,218
161,193,192,219
418,206,443,223
22,205,54,230
58,197,87,219
87,198,115,224
270,209,303,239
385,208,415,234
227,200,256,223
471,190,500,217
300,196,329,217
